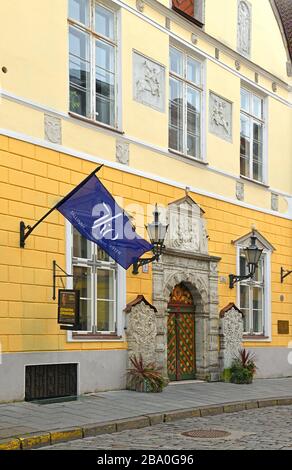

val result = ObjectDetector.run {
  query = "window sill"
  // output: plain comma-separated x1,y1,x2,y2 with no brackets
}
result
69,112,124,135
172,7,204,28
168,149,208,166
240,175,269,188
72,333,122,341
243,335,270,340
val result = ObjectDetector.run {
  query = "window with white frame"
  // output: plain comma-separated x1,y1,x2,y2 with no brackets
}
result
239,249,265,335
72,227,117,333
169,46,202,159
240,88,265,182
68,0,117,127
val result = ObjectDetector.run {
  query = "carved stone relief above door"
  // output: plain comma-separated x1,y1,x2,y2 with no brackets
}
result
164,195,209,254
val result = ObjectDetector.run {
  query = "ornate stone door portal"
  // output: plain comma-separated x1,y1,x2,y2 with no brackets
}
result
152,195,221,382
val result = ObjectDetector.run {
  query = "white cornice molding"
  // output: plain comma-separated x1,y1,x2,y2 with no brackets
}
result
1,126,292,221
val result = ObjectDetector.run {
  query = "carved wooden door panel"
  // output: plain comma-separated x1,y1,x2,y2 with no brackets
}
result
167,284,196,381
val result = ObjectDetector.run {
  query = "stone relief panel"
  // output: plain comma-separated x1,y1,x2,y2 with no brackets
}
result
219,304,243,370
116,140,129,165
271,193,279,212
126,300,157,364
209,92,232,142
165,196,208,254
236,181,244,201
44,114,62,144
133,51,165,112
237,0,252,57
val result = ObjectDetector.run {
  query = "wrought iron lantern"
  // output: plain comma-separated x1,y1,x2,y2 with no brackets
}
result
132,204,168,275
229,231,263,289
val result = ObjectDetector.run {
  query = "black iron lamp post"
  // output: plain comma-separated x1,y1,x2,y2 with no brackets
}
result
132,204,168,275
229,231,263,289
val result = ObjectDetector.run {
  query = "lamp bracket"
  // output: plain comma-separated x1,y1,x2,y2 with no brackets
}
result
229,272,253,289
281,267,292,283
53,260,73,300
132,254,159,275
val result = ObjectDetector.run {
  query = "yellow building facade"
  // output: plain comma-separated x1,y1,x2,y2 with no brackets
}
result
0,0,291,401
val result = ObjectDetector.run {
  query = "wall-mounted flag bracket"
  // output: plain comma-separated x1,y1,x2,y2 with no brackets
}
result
19,165,103,248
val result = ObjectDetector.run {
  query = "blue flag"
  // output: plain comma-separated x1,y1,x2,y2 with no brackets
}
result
56,169,153,269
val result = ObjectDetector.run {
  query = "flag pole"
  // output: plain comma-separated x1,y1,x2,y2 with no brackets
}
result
20,164,103,248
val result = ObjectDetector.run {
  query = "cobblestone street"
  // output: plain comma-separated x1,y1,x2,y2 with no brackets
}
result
42,405,292,450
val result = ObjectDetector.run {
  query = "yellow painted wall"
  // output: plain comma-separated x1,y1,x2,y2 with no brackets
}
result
0,0,68,111
0,136,292,354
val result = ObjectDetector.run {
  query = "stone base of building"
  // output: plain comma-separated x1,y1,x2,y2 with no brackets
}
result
248,347,292,379
0,350,127,402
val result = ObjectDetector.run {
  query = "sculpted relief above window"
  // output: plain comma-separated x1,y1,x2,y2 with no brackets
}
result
237,0,252,57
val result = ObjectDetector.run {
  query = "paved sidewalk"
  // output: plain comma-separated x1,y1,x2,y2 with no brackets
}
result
1,377,292,449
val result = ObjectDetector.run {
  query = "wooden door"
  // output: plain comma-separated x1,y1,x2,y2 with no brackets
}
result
167,284,196,381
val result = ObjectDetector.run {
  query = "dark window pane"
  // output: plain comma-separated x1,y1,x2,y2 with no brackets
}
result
73,228,91,259
96,95,114,126
253,160,263,181
70,58,90,89
240,155,250,177
73,266,92,331
253,122,262,142
187,135,200,158
96,301,115,331
95,69,114,99
240,136,250,158
240,253,247,276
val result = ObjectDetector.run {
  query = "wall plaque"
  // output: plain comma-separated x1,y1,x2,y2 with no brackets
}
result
278,320,289,334
133,51,165,112
209,92,232,142
58,289,80,329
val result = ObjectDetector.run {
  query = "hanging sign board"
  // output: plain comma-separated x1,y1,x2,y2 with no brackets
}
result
58,289,80,329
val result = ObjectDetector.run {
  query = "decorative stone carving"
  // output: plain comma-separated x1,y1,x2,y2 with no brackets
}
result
136,0,145,13
191,33,198,45
272,82,277,93
271,193,279,211
237,1,251,57
133,51,165,112
116,140,129,165
215,48,220,60
209,92,232,142
255,72,259,83
125,295,158,364
165,195,208,254
235,60,241,71
236,181,244,201
219,303,244,370
44,114,62,144
165,18,171,30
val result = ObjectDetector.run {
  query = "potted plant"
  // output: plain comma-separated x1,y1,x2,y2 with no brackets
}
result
127,354,168,393
230,348,257,384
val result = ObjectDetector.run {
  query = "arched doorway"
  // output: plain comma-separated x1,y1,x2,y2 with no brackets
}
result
167,283,196,381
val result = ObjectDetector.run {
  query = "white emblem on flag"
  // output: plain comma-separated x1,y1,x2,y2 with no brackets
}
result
92,202,123,240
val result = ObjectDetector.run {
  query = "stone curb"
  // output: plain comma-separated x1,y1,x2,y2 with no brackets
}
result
1,396,292,450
